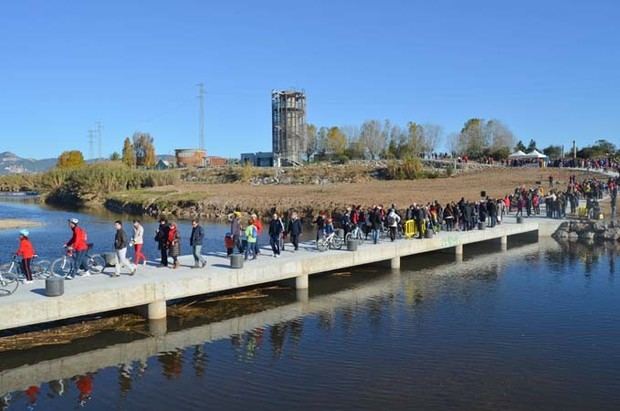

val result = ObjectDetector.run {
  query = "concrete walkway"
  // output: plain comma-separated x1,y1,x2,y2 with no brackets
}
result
0,214,555,332
0,241,554,395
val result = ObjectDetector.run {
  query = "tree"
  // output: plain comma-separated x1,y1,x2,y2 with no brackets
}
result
122,137,136,167
485,120,515,152
514,140,527,152
543,145,563,159
359,120,386,159
316,127,329,158
132,132,156,168
458,118,487,158
527,139,537,152
110,152,121,161
422,123,442,154
325,127,346,157
406,122,425,156
304,124,317,162
57,150,85,169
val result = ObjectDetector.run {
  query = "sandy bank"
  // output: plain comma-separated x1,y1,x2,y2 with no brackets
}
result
0,219,43,231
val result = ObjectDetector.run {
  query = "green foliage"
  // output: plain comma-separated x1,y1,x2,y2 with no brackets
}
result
577,139,617,159
514,140,527,152
542,145,563,159
446,164,455,177
490,146,510,160
527,139,537,152
57,150,85,169
110,152,121,161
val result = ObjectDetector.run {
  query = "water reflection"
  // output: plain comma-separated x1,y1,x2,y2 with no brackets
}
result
0,238,618,410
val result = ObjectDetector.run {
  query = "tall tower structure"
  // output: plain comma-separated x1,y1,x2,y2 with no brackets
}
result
272,90,306,166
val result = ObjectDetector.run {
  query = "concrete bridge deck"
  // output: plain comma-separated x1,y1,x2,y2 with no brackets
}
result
0,241,552,395
0,217,550,332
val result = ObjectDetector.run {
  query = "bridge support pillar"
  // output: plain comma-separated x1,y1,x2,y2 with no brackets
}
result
296,288,309,303
455,244,463,256
148,318,167,337
147,300,167,320
295,274,309,290
500,235,508,251
390,257,401,269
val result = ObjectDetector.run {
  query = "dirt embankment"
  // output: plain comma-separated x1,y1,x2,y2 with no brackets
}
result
103,168,602,222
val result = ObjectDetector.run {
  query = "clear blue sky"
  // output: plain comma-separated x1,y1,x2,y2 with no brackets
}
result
0,0,618,159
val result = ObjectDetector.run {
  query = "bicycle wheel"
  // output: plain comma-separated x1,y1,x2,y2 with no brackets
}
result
32,259,51,279
0,273,19,296
317,239,328,252
332,236,344,250
88,254,106,274
51,257,72,278
345,233,352,243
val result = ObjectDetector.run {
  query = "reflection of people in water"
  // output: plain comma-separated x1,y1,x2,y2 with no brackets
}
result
25,386,39,407
159,350,183,380
119,364,133,397
75,374,93,407
48,380,65,397
0,394,10,411
192,345,207,378
270,323,288,358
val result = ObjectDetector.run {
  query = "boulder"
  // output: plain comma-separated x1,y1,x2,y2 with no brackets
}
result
579,231,595,241
568,232,579,241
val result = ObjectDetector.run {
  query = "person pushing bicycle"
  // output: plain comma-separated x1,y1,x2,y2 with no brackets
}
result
65,218,89,279
15,229,35,284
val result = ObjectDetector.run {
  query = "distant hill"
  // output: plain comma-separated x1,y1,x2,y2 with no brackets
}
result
0,152,57,175
0,152,177,175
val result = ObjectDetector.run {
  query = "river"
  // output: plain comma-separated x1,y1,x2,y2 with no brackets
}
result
0,200,619,410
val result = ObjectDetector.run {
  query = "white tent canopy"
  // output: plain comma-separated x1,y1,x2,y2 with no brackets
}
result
526,149,548,159
508,150,527,158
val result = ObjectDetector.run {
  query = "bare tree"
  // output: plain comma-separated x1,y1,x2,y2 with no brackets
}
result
422,124,443,155
484,119,515,152
359,120,386,159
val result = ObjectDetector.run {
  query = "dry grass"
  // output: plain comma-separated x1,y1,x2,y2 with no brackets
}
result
124,168,600,214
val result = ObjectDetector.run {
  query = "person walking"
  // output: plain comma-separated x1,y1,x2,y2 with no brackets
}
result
155,217,170,267
131,220,146,266
65,218,89,279
387,208,401,242
168,222,181,269
113,221,136,277
15,229,35,284
268,213,283,257
370,207,382,244
190,219,207,269
245,219,258,260
287,212,303,251
230,212,243,254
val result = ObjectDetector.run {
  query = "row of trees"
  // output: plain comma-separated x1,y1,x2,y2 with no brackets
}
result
514,139,618,160
303,118,517,161
304,120,446,161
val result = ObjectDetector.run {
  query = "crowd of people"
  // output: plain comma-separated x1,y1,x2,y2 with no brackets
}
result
7,175,619,282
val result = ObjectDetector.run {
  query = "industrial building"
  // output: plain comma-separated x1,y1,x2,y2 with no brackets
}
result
272,90,306,166
241,152,274,167
175,149,207,168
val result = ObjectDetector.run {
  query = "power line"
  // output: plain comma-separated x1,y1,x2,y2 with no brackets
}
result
88,129,95,160
95,121,103,160
197,83,205,151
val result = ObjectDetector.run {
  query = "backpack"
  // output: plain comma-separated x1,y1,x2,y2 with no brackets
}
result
387,215,395,225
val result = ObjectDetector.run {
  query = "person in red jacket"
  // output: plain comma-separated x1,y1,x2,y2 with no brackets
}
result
66,218,89,279
16,229,35,283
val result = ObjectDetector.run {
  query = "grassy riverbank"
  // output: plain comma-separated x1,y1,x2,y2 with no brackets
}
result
0,219,42,230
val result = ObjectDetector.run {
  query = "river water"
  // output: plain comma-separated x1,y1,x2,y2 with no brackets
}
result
0,200,619,410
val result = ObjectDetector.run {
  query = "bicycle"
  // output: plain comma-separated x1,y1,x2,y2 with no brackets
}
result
345,225,364,242
0,270,18,296
317,231,344,252
51,244,106,279
0,255,51,282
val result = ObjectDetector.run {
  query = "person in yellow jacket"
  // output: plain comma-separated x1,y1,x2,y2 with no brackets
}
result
244,220,258,260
